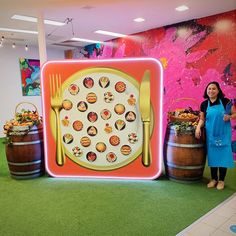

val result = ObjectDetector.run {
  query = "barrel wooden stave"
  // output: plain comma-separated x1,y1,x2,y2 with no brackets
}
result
5,125,44,179
164,127,206,183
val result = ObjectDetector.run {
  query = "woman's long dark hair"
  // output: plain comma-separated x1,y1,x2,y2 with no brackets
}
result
203,81,225,99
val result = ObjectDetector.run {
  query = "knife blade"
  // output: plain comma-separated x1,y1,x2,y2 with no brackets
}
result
139,70,151,167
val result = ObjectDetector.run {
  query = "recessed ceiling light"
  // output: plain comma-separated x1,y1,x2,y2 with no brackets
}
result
94,30,127,38
0,27,38,34
175,5,189,12
133,17,145,23
71,37,103,44
11,15,65,26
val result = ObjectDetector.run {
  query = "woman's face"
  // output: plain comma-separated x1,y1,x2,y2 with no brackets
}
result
207,84,219,99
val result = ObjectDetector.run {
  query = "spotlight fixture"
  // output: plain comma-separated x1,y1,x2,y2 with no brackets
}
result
175,5,189,12
1,36,4,41
133,17,145,23
0,41,2,47
25,45,28,51
12,43,16,48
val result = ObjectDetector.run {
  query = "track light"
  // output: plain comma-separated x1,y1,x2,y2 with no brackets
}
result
25,45,28,51
12,43,16,48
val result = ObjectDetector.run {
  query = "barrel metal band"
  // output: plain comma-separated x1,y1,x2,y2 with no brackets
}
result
166,141,204,148
28,130,43,135
167,161,205,170
8,160,42,166
10,169,41,175
11,140,43,145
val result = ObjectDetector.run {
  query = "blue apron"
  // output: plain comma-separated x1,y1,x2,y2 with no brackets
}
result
205,99,234,168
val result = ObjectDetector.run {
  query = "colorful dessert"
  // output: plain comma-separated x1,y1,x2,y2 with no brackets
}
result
128,133,138,144
109,135,120,146
104,123,112,133
99,76,110,88
69,84,79,95
86,152,97,162
127,94,136,106
115,81,126,93
72,146,83,157
62,99,73,110
83,77,94,89
80,136,91,147
72,120,83,131
100,109,111,120
86,92,97,104
106,152,117,163
96,142,107,153
77,101,88,112
114,104,125,115
61,116,70,126
125,111,136,122
115,119,126,131
63,133,74,144
87,112,98,123
120,145,132,155
87,126,98,136
104,92,114,103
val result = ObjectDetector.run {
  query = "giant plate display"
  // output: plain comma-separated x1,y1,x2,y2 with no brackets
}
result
51,67,154,170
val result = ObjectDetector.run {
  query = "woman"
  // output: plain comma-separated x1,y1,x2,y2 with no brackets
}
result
195,81,235,190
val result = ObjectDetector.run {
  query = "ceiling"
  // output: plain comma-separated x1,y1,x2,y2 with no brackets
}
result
0,0,236,49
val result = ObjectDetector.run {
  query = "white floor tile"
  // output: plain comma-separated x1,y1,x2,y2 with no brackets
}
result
186,222,216,236
202,213,228,228
210,229,235,236
230,214,236,221
220,219,236,234
215,206,236,218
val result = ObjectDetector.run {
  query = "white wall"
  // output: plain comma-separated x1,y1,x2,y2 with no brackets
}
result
0,44,65,137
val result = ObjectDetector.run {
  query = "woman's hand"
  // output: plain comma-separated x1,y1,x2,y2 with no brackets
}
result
195,127,201,139
223,114,231,122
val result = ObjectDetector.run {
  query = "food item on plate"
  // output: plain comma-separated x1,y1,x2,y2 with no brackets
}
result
72,146,83,157
100,109,111,120
125,111,136,122
87,112,98,123
83,77,94,89
69,84,79,95
72,120,83,131
86,152,97,162
120,145,132,155
115,119,126,131
80,136,91,147
77,101,88,112
86,92,97,104
106,152,117,163
127,94,136,106
115,81,126,93
104,92,114,103
96,142,107,152
62,99,73,110
61,116,70,126
104,123,112,133
128,133,138,144
114,104,125,115
109,135,120,146
87,126,98,136
63,133,74,144
99,76,110,88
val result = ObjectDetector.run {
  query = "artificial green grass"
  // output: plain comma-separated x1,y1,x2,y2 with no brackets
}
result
0,138,235,236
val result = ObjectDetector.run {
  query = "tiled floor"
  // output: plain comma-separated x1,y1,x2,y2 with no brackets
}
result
177,193,236,236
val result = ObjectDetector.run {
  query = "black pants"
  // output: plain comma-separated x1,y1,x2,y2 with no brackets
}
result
210,167,227,181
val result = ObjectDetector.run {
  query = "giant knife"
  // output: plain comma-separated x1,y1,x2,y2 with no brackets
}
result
139,70,151,167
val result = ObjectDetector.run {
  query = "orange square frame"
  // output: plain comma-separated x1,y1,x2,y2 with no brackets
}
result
41,58,163,180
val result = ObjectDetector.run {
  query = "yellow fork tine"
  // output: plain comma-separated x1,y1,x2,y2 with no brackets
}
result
58,74,62,98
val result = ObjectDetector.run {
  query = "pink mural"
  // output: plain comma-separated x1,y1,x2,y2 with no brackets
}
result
80,10,236,159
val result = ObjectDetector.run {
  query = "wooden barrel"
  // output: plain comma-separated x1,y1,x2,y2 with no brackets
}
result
5,124,44,179
164,126,206,183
